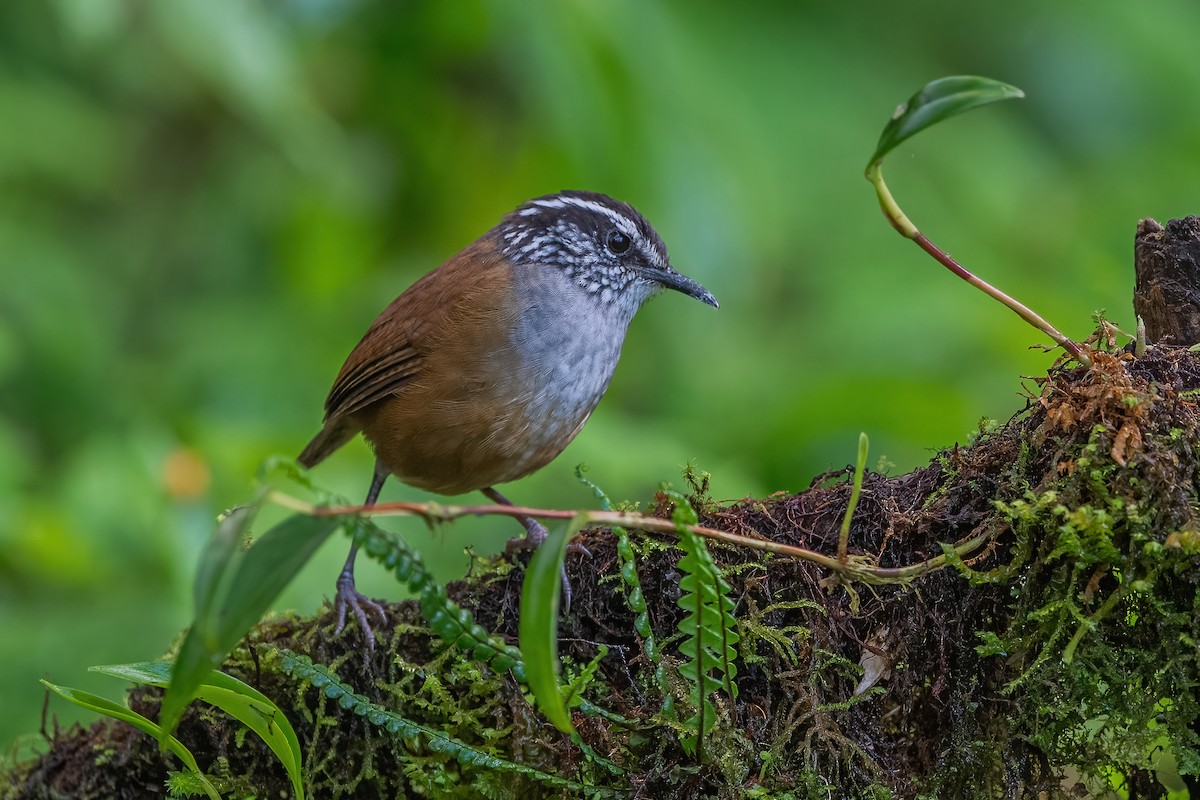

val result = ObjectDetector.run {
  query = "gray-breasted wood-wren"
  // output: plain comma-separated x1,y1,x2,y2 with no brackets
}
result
299,190,718,647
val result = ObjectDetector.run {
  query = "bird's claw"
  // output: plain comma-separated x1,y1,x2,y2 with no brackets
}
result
504,518,550,555
503,521,591,557
333,572,388,651
503,522,591,616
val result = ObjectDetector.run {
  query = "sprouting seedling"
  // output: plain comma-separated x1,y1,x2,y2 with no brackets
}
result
837,432,869,565
865,76,1091,368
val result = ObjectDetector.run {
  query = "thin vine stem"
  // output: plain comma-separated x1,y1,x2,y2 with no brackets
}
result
268,492,988,585
866,162,1090,367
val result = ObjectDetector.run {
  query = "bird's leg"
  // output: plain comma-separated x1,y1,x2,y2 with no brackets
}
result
483,486,587,614
333,460,390,650
484,486,550,548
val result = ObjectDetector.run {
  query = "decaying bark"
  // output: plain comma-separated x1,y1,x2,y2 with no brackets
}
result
1134,215,1200,345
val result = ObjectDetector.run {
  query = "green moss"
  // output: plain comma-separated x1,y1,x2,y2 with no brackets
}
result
933,351,1200,796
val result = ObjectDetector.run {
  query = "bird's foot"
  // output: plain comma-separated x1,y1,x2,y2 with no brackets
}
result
504,518,592,557
504,518,548,555
333,572,389,651
504,519,590,615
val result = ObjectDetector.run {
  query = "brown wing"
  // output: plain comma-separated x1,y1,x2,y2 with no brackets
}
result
298,238,511,468
323,341,423,420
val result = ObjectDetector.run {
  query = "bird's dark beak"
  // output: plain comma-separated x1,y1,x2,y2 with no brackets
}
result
645,267,719,308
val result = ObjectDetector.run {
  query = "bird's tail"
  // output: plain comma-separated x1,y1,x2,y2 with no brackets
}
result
298,418,359,468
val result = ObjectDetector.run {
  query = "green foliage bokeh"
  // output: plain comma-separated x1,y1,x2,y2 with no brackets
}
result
2,0,1199,753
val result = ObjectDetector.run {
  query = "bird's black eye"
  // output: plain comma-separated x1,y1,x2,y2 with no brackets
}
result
605,229,632,255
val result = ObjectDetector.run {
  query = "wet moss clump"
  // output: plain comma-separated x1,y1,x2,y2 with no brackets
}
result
6,345,1200,799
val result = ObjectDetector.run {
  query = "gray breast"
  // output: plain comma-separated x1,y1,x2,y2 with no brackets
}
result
506,263,644,461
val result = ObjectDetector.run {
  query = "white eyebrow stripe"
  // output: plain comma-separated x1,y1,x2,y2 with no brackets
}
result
555,195,639,238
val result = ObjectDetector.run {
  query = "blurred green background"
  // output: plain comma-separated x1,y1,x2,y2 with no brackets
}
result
3,0,1199,757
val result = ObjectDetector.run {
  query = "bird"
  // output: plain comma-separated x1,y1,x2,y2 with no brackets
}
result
298,190,718,648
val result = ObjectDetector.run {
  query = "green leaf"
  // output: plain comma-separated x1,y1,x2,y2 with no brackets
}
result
161,511,342,739
519,513,586,734
40,680,221,800
868,75,1024,167
93,661,304,799
213,513,341,645
193,503,260,631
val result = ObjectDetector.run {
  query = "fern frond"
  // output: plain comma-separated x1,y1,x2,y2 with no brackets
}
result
279,651,620,797
667,490,740,758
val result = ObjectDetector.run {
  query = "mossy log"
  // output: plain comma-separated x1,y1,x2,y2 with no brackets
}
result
7,218,1200,800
